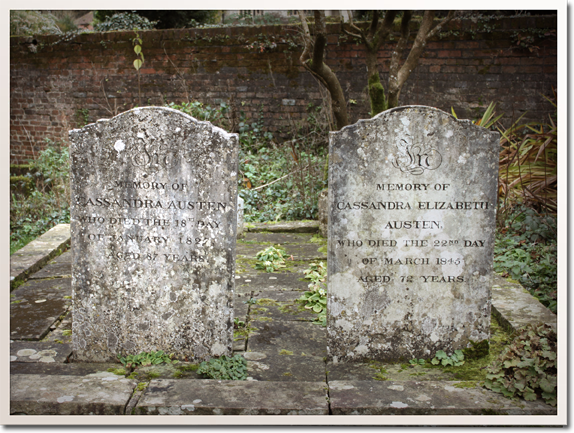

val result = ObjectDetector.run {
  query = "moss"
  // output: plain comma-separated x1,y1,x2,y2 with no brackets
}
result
255,316,273,322
177,363,199,372
463,339,490,360
234,325,258,340
146,371,160,379
107,367,127,376
481,408,501,415
279,349,293,355
172,371,185,378
454,381,478,389
278,302,306,315
134,382,148,393
367,73,388,115
440,315,513,383
283,372,292,376
256,298,280,306
409,372,427,377
374,372,388,381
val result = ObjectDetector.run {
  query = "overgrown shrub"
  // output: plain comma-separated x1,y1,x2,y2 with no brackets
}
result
239,146,327,222
93,12,157,32
10,11,63,36
498,91,557,217
485,323,557,406
494,205,557,313
95,10,217,29
10,141,70,254
165,101,231,130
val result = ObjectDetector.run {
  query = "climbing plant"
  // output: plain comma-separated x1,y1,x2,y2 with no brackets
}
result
132,30,144,106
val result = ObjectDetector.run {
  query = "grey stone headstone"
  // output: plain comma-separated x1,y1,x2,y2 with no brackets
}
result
237,196,245,237
327,106,499,362
69,107,239,362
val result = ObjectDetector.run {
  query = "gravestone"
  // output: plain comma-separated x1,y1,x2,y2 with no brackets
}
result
237,196,245,237
69,107,239,362
327,106,499,362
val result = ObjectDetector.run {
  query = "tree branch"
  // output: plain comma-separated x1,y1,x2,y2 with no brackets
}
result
297,10,349,129
387,11,458,108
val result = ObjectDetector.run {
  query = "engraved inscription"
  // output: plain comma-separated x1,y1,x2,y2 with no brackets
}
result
391,140,442,175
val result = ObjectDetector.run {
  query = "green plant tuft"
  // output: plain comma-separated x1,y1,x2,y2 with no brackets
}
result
118,350,175,369
254,246,287,272
431,349,465,367
197,354,247,380
297,261,327,326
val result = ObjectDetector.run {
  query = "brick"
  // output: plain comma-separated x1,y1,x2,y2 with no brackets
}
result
9,17,557,164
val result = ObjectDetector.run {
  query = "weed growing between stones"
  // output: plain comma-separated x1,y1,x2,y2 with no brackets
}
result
297,262,327,326
431,350,465,367
254,246,287,272
197,354,248,380
118,350,176,369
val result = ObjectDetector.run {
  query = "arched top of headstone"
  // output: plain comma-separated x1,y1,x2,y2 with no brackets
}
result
70,105,237,140
331,105,497,137
69,106,239,178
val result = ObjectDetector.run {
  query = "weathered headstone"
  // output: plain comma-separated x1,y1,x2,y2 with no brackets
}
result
69,107,239,362
237,196,245,237
327,106,499,362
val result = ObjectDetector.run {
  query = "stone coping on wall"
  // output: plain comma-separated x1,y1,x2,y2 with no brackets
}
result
10,224,70,289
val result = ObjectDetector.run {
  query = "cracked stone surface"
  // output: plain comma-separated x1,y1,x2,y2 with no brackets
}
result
29,250,72,280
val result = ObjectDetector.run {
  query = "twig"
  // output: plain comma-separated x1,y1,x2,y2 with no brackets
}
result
252,164,312,191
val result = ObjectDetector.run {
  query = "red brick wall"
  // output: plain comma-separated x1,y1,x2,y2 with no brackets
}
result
10,15,557,164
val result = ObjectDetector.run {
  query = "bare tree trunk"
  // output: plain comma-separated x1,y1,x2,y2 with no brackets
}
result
299,11,349,130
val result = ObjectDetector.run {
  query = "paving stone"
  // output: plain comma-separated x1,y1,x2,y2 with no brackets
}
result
234,270,308,293
10,278,71,340
244,352,326,382
249,290,316,322
8,221,560,416
328,380,557,415
41,311,73,344
237,242,325,261
134,379,329,414
247,320,327,358
10,373,137,415
10,362,121,376
28,250,72,280
10,341,72,363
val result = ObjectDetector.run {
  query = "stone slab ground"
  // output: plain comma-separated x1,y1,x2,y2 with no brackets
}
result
9,223,558,419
